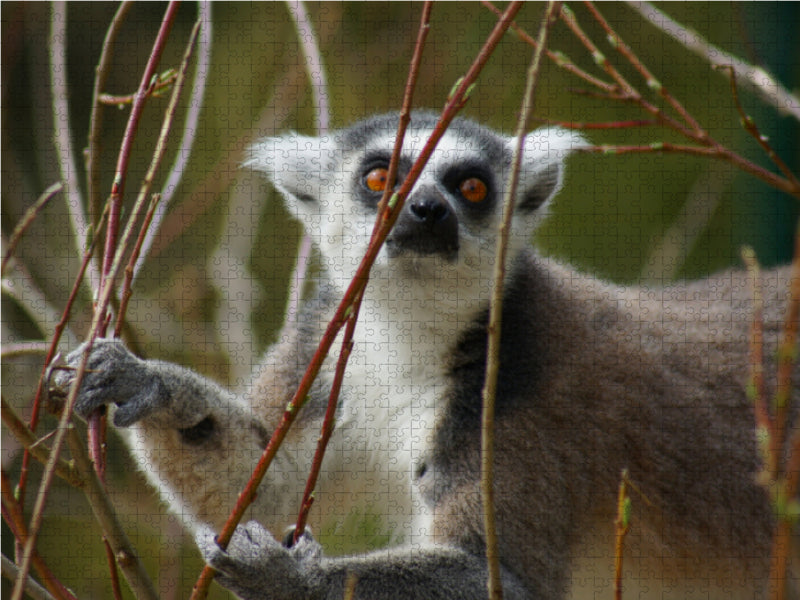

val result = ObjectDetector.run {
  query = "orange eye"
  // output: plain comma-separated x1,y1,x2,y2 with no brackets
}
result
459,177,488,203
364,167,389,192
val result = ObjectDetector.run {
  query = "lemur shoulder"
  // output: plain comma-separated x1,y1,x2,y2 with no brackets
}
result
56,112,797,599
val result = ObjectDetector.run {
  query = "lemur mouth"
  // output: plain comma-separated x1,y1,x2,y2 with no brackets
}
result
385,236,459,263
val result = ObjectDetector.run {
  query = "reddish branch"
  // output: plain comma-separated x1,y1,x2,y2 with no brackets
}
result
1,471,78,600
292,0,433,546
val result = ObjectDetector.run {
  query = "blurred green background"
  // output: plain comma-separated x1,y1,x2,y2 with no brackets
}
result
2,2,799,598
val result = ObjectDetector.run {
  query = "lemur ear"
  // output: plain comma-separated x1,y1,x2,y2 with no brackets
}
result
514,127,585,214
246,133,339,209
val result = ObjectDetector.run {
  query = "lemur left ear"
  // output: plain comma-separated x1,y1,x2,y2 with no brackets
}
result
513,127,585,214
246,133,339,212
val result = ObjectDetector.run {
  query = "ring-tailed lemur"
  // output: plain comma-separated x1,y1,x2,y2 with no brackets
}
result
55,112,795,599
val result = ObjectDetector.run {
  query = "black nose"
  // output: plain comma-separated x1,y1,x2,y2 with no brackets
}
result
386,189,459,260
409,197,449,223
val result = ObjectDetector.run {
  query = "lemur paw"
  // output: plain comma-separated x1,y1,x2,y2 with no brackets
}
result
50,338,169,427
196,521,321,600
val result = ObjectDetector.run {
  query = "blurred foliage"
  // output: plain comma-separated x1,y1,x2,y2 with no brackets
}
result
2,2,799,598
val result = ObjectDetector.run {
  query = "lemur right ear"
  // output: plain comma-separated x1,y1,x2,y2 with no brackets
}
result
514,127,586,214
247,133,339,212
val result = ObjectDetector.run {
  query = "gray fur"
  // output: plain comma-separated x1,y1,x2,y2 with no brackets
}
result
54,112,796,599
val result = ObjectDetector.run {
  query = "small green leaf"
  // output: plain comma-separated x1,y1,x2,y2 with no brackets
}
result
592,50,606,66
649,142,665,151
551,51,570,67
621,497,632,527
646,78,662,93
606,34,618,49
465,82,477,100
448,77,465,101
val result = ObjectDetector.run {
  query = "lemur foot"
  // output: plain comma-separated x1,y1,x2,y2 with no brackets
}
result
196,521,321,600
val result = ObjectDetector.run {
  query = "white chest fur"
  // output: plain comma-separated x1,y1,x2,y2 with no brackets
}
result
309,276,474,547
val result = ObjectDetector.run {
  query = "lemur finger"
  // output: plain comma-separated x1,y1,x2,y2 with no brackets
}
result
111,375,170,427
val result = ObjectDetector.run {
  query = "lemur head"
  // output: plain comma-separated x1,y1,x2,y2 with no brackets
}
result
249,112,581,307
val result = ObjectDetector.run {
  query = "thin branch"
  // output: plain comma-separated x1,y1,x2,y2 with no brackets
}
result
114,194,161,338
741,247,771,471
583,1,706,138
13,205,107,512
86,1,135,228
286,0,330,134
100,0,180,293
114,18,202,331
481,0,615,94
1,398,83,487
293,295,360,543
613,470,631,600
532,118,657,130
0,342,51,359
98,71,178,105
1,471,78,600
85,0,185,542
722,65,800,192
577,142,799,199
627,1,800,121
284,0,329,325
133,1,213,285
49,2,98,293
191,3,524,597
64,426,160,600
291,2,433,545
481,4,560,598
1,554,56,600
1,182,63,276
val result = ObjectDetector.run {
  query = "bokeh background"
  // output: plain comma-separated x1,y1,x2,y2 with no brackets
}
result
2,2,799,598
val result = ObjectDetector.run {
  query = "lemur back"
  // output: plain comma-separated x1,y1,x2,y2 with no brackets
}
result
56,112,796,599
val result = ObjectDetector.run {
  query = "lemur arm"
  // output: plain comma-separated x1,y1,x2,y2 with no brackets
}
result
53,338,279,530
196,520,528,600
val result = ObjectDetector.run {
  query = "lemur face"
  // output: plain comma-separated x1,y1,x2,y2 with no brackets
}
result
250,113,581,294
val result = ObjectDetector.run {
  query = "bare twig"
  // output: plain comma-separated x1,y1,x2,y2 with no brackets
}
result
744,228,800,600
1,398,83,487
1,182,63,276
0,342,51,359
114,19,202,332
481,0,615,94
291,2,433,545
86,1,134,228
627,1,800,121
292,295,359,542
1,471,78,600
284,0,330,325
613,470,631,600
114,194,161,338
63,426,159,600
480,4,560,598
49,3,97,293
191,3,524,597
722,65,800,194
133,1,213,285
100,1,180,292
286,0,330,134
1,554,56,600
582,1,706,138
576,142,799,199
98,70,178,105
12,206,107,513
